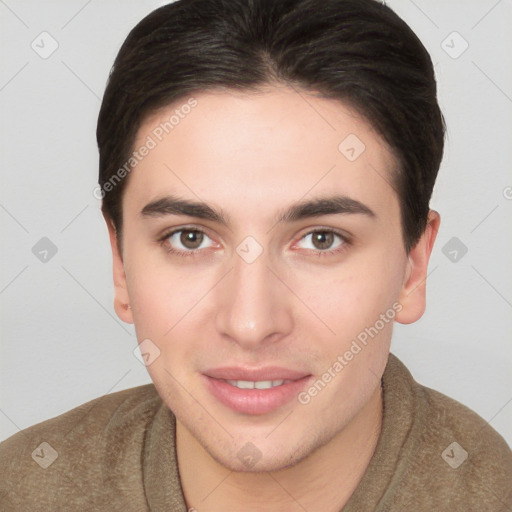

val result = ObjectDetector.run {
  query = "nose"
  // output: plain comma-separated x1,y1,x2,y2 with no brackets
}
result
214,246,293,350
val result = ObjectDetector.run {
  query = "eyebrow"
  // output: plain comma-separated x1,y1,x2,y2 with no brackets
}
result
140,194,376,225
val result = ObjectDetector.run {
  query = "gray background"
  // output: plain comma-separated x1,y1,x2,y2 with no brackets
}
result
1,0,511,446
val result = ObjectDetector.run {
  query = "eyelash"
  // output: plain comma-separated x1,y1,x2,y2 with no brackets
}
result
157,227,351,259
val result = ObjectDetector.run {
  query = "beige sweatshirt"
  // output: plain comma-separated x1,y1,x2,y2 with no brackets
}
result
1,353,511,511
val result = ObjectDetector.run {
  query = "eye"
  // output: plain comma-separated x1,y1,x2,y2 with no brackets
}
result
296,229,349,255
159,227,215,257
158,226,350,259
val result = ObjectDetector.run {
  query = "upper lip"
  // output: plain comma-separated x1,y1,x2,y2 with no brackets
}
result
204,366,310,381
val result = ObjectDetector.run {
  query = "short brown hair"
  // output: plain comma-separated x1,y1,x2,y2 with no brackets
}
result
97,0,445,252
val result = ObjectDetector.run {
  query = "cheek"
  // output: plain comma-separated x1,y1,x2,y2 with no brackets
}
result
123,244,220,372
123,246,193,343
125,261,201,396
124,233,194,311
291,251,404,338
126,266,171,335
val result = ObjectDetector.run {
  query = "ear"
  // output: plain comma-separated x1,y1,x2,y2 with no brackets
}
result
104,214,134,324
395,210,440,324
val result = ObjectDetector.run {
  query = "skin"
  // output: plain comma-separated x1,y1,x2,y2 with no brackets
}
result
106,85,440,511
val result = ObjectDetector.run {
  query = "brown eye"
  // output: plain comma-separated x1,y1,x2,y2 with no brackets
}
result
180,229,204,249
311,231,334,250
161,228,214,256
296,229,347,254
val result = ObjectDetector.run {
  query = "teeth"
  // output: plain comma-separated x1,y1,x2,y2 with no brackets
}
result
256,380,284,389
225,379,288,389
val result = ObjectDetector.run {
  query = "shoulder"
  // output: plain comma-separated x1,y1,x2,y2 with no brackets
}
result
419,382,511,469
0,383,161,455
0,384,162,509
400,374,512,510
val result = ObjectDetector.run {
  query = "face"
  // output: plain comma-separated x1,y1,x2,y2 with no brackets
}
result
107,86,438,472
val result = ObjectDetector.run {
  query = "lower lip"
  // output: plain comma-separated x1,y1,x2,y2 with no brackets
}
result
202,375,312,415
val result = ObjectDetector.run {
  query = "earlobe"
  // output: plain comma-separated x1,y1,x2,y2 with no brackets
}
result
104,215,134,324
395,210,440,325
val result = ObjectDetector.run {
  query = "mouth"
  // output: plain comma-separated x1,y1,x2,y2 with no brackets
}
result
202,368,312,415
223,379,294,389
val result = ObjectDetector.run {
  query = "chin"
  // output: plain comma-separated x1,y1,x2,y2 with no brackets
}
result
206,434,317,474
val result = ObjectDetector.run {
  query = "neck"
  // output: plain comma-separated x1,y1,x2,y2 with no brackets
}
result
177,383,383,512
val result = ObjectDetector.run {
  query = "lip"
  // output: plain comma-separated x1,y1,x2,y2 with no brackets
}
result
204,366,310,381
202,368,312,415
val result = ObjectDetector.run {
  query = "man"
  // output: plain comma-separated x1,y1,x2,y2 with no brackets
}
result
1,0,510,510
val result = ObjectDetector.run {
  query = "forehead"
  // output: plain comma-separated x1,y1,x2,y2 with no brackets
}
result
125,86,400,226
